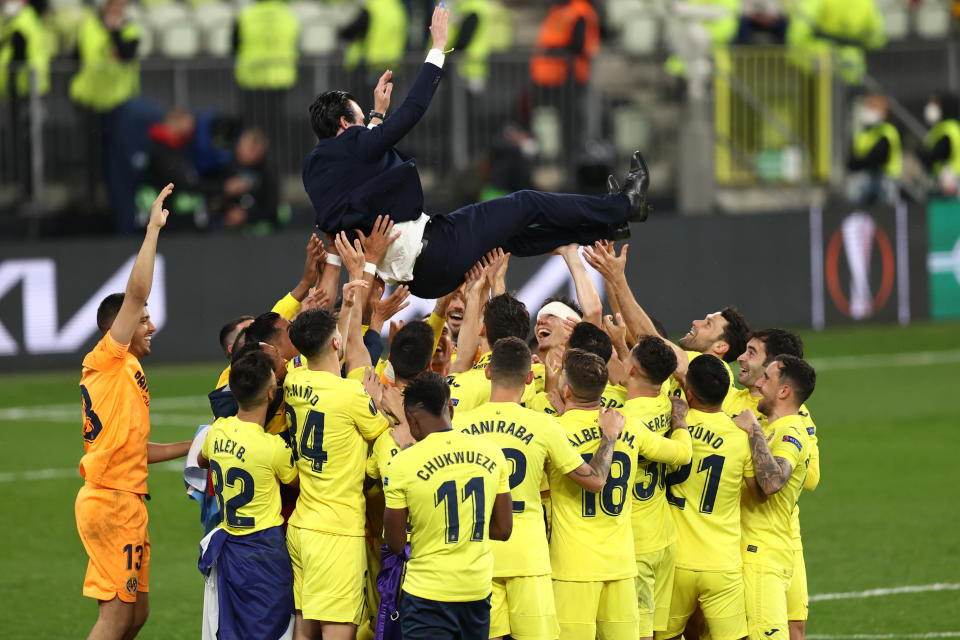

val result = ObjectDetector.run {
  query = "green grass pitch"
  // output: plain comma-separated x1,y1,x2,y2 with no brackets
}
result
0,322,958,638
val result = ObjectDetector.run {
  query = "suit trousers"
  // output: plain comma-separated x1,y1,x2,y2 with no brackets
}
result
408,189,630,298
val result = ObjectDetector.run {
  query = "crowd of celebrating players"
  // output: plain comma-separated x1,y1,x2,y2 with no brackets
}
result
77,185,819,640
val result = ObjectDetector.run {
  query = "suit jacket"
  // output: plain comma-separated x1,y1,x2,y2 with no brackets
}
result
302,61,444,233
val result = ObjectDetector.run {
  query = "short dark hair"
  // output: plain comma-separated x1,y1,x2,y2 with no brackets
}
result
229,349,275,408
649,316,669,340
562,348,607,403
219,315,254,357
288,308,339,360
309,90,359,139
751,328,804,362
686,354,730,407
403,371,450,417
568,322,612,363
483,293,531,345
540,295,583,318
773,354,816,406
246,312,283,345
230,339,263,364
390,321,435,381
631,336,677,385
489,336,531,387
96,293,125,333
719,306,750,363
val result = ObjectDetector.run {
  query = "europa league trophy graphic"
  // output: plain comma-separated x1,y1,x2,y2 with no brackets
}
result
841,213,876,320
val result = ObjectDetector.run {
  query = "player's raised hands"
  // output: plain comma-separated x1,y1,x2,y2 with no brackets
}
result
481,248,510,296
733,410,760,432
388,319,404,344
356,215,401,265
335,231,366,279
603,313,630,356
342,279,369,310
598,407,626,440
373,70,393,115
583,242,628,281
149,183,174,229
362,366,384,406
380,384,406,423
298,287,331,314
371,284,411,332
670,396,690,428
429,3,450,51
547,388,566,416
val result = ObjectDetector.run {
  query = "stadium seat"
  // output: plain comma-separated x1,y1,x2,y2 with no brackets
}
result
531,107,562,160
300,19,337,56
290,0,323,24
605,0,645,32
146,2,190,29
620,15,659,55
612,105,650,155
159,23,201,58
138,23,155,57
915,2,951,39
193,2,234,28
205,22,232,57
883,5,909,40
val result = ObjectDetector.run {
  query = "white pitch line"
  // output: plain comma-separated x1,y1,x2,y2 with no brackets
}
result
808,634,960,639
0,461,183,484
809,349,960,371
810,582,960,602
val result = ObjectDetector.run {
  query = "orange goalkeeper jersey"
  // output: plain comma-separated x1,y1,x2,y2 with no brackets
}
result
79,332,151,494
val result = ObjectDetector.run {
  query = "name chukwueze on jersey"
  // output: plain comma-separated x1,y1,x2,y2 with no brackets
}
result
416,449,499,481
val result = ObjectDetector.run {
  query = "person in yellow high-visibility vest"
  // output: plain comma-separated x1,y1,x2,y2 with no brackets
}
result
846,94,901,205
339,0,407,94
921,93,960,197
786,0,885,84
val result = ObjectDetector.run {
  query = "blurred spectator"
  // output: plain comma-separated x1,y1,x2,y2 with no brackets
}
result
141,107,209,229
735,0,787,44
70,0,140,207
0,0,49,99
921,93,960,197
664,0,740,77
787,0,885,84
479,123,536,201
232,0,299,157
448,0,489,92
530,0,599,89
340,0,407,90
211,128,281,232
846,93,902,205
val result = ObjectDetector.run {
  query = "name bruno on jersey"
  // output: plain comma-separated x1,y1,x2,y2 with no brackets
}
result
689,424,727,450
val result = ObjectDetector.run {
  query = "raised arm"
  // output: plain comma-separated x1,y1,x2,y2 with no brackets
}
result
556,244,602,327
450,263,489,374
633,399,693,466
565,406,625,493
110,184,172,345
343,279,372,372
734,410,793,496
290,234,324,303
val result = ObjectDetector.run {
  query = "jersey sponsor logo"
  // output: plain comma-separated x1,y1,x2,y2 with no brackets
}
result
764,630,780,637
782,435,803,452
747,544,758,553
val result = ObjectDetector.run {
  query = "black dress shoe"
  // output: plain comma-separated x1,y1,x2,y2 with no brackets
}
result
621,151,652,222
607,175,620,194
606,221,631,241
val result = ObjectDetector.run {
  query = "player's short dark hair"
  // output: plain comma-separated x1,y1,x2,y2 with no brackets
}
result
229,349,275,408
219,315,254,357
483,293,531,345
403,371,450,417
96,293,126,333
773,354,816,406
489,336,531,387
719,306,750,363
649,316,669,340
751,328,804,362
686,354,730,407
539,295,583,319
390,321,435,381
309,90,360,139
246,311,283,345
288,308,338,359
568,322,613,363
630,336,677,385
563,348,607,403
230,340,264,364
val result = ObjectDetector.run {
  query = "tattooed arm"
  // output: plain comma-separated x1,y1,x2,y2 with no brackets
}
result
734,410,793,496
564,407,624,493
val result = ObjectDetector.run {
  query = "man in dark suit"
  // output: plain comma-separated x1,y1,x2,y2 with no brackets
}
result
302,5,650,299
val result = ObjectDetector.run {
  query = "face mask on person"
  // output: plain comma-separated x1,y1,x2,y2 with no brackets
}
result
860,106,883,127
925,102,943,126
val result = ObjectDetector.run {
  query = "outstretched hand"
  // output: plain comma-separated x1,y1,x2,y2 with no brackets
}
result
356,215,401,265
583,242,628,281
150,183,174,229
429,3,450,51
373,70,393,115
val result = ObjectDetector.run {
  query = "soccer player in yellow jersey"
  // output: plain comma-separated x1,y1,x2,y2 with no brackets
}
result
724,329,819,640
733,355,816,640
620,336,684,640
454,337,625,640
197,349,299,639
283,308,390,640
384,372,513,640
447,293,536,411
549,349,692,640
661,354,753,640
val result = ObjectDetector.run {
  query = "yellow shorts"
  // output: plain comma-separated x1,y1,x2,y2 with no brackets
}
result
786,547,808,621
490,574,558,639
636,542,676,637
75,485,150,603
553,578,638,640
287,525,366,624
743,562,792,640
661,568,746,640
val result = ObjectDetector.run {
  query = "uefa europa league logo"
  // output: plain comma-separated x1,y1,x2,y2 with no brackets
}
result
825,212,896,319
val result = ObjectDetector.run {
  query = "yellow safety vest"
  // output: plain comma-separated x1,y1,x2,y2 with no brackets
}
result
69,15,140,112
449,0,491,82
925,119,960,175
854,122,902,178
345,0,406,70
235,0,299,90
0,5,49,98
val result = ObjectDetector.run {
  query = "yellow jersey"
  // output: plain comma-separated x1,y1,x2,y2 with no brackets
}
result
667,350,736,401
453,402,584,577
383,430,509,602
201,416,297,535
284,367,389,535
740,415,810,570
524,383,626,416
447,352,540,412
622,394,677,554
668,409,753,572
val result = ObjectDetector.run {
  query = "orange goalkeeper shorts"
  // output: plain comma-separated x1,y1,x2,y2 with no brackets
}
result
75,484,150,603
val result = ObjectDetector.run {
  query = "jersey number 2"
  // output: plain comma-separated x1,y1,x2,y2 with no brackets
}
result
210,460,256,529
665,454,726,513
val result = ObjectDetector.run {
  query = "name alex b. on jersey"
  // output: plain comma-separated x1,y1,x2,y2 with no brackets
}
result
210,437,247,463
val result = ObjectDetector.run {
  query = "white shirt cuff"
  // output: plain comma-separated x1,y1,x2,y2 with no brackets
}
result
426,48,445,69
